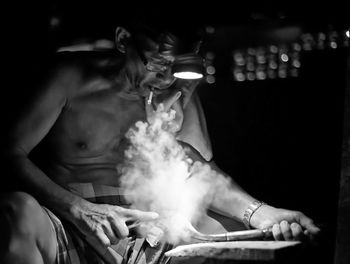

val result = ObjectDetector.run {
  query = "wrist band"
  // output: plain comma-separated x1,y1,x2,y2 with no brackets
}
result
242,200,266,229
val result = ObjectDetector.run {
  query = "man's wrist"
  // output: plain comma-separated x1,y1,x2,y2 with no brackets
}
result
242,200,266,229
49,192,86,221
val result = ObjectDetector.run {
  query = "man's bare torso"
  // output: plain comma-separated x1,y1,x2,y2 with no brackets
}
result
34,52,147,188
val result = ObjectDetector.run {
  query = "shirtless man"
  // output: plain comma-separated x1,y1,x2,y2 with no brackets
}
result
0,19,320,264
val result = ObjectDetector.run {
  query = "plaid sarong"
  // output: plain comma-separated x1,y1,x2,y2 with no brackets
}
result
43,183,173,264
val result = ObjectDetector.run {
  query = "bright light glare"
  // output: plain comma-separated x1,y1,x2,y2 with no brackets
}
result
346,30,350,38
173,72,203,79
281,54,289,62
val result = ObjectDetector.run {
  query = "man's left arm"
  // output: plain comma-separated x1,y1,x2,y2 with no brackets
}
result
209,160,320,240
182,144,320,241
176,84,320,241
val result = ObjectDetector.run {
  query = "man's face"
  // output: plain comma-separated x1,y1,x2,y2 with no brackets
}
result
134,30,203,94
134,35,178,95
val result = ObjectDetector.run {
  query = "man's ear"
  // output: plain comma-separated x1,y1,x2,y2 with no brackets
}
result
115,27,131,53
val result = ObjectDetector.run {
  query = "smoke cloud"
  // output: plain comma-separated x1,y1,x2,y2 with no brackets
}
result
118,107,231,245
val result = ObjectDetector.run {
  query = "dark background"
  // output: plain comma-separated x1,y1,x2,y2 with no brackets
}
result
2,1,349,264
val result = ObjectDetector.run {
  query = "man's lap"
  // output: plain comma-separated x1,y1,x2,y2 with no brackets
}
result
41,183,172,264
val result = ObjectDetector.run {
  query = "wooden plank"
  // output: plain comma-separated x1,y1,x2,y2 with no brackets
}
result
165,241,301,261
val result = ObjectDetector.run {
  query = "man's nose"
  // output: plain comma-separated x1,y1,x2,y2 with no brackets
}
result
155,68,175,85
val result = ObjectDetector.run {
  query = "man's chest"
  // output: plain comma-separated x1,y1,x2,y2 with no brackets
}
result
48,91,146,154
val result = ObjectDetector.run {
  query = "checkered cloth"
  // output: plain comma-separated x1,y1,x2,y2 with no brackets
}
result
43,183,173,264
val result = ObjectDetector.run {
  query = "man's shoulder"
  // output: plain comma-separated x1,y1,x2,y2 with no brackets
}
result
45,52,86,79
53,49,117,65
33,52,89,99
50,51,95,71
44,51,104,83
51,50,120,78
37,50,123,99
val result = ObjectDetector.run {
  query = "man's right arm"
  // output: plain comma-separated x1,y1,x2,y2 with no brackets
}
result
5,64,85,218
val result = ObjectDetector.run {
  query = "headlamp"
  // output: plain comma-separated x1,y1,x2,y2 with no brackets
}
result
171,53,205,80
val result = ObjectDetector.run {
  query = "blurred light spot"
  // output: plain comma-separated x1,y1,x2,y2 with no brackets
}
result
256,70,266,80
278,69,287,78
292,43,301,51
50,16,60,29
269,45,278,53
257,55,266,64
233,52,245,66
247,62,255,71
247,72,255,81
328,31,339,49
301,33,314,50
256,48,266,64
330,41,337,49
267,70,277,79
205,26,215,34
346,30,350,38
280,54,289,62
206,66,216,75
292,60,301,68
318,32,326,40
206,75,216,84
206,52,215,60
235,72,245,82
269,61,278,69
344,38,349,47
316,32,326,49
247,48,256,56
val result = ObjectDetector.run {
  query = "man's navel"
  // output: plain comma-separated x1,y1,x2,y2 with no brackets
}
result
76,141,88,150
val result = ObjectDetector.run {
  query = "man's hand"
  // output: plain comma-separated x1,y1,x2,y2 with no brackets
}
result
69,199,159,247
249,204,321,241
145,89,183,133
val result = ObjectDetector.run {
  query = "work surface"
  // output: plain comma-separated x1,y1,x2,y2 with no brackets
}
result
165,241,302,262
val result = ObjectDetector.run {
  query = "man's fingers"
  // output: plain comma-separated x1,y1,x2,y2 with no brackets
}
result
298,213,321,235
280,220,293,241
290,222,304,241
93,227,111,247
110,217,129,239
166,100,184,132
124,208,159,221
161,91,182,112
145,97,155,116
180,80,198,107
101,221,119,244
272,223,283,241
144,89,182,126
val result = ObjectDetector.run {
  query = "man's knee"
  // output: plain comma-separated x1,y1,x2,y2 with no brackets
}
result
0,192,43,236
0,192,57,263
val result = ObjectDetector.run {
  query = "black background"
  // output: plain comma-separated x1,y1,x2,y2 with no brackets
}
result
1,1,349,263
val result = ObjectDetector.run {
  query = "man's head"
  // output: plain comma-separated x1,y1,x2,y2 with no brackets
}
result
121,16,203,55
114,16,205,94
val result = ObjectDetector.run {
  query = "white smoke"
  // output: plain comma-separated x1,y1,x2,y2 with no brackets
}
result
118,107,230,244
